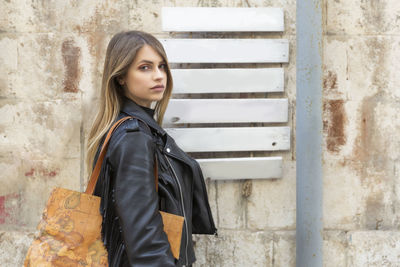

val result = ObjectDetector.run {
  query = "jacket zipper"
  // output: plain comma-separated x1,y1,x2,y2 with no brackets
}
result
165,150,218,237
163,153,189,266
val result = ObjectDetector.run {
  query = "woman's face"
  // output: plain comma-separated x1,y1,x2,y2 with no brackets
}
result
120,44,167,107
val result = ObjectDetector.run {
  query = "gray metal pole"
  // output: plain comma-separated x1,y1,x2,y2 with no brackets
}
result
296,0,323,266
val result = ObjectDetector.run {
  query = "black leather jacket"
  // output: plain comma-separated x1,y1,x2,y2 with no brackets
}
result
93,95,218,266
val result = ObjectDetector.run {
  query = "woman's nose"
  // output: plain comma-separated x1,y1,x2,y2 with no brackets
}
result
153,67,164,79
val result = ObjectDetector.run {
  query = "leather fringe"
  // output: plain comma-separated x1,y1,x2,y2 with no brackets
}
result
94,155,126,267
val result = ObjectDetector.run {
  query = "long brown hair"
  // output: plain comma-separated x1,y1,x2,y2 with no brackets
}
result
86,30,173,179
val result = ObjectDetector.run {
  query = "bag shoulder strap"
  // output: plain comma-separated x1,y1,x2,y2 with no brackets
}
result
85,115,159,195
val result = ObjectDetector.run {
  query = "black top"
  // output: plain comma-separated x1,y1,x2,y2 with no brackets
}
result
138,104,155,119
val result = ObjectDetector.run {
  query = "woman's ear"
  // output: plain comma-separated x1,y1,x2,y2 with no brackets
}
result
117,74,126,86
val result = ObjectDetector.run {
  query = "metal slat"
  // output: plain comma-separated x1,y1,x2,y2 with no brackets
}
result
162,98,288,124
196,156,283,179
161,7,284,32
170,68,284,94
158,38,289,63
164,127,290,152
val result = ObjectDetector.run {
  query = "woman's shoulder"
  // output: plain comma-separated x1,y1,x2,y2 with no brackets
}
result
110,114,153,141
107,114,153,154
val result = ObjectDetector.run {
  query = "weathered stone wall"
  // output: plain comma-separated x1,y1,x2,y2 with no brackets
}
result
322,1,400,266
1,0,398,266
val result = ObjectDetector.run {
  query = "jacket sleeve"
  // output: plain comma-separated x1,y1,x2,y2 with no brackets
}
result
108,127,176,267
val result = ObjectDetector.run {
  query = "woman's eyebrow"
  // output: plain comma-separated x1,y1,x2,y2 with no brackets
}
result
138,59,166,64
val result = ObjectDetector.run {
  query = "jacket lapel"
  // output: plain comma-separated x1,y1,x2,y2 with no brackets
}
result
120,95,195,169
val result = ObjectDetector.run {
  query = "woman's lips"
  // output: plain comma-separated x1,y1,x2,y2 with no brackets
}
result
151,86,164,92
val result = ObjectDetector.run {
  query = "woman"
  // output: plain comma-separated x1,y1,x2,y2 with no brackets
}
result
86,30,217,267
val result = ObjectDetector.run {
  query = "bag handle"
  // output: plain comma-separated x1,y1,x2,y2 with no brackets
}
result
85,116,159,195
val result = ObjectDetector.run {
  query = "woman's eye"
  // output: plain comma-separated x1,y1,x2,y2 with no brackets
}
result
139,64,166,71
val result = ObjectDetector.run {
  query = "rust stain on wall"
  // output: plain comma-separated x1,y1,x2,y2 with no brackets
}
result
323,99,347,153
23,158,61,181
24,166,59,178
351,93,387,180
25,168,35,176
323,70,347,153
0,192,20,225
0,195,9,224
323,70,338,90
62,39,81,93
350,37,389,178
74,1,127,93
347,35,394,230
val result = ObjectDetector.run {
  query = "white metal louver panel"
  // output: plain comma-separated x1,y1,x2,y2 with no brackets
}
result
158,38,289,63
170,68,284,94
164,127,290,152
161,7,284,32
160,7,290,179
196,157,283,179
162,99,288,124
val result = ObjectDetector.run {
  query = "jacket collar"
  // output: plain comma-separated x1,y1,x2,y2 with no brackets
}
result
120,95,167,137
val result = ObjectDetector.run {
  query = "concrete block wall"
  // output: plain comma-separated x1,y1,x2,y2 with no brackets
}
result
0,0,399,266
